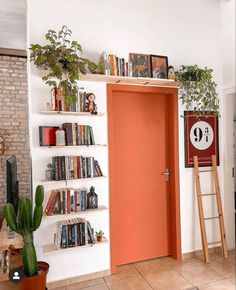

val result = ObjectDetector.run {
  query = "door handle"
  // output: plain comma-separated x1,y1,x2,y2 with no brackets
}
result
161,168,170,181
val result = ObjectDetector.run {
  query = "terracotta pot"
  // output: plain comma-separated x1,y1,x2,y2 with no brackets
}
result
20,261,49,290
97,236,103,242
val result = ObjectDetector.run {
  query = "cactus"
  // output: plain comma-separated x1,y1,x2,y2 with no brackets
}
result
3,185,44,277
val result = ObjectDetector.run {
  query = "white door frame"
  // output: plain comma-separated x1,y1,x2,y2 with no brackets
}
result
222,87,236,250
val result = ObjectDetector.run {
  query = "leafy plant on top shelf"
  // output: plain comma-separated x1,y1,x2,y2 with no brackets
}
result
3,185,44,277
29,26,97,107
95,229,104,242
175,65,219,115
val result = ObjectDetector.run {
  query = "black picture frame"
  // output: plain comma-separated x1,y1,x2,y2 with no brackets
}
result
129,53,151,78
150,55,168,79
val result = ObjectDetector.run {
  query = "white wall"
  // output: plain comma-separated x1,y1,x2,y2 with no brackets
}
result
28,0,232,282
221,0,236,90
0,0,26,49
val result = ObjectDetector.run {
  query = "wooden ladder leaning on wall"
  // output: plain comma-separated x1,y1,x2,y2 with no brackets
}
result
193,155,228,263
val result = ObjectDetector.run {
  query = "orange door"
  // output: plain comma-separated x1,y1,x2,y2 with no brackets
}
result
108,85,172,271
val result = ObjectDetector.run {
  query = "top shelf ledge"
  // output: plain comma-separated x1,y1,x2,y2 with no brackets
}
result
80,74,178,88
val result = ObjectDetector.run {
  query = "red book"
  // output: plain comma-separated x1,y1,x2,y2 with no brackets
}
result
45,191,57,215
67,190,71,214
77,157,81,178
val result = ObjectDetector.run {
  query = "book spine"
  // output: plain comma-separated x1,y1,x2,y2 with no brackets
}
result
67,190,71,214
45,191,55,215
61,224,67,248
61,156,65,180
72,123,76,146
73,156,78,179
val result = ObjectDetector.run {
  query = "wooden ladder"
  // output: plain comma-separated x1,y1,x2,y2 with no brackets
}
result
193,155,228,263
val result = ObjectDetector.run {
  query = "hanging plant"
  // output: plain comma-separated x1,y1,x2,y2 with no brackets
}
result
175,65,219,115
29,26,97,106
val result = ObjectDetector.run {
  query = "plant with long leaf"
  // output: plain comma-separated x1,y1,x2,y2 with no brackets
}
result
3,185,44,277
30,26,96,106
175,65,219,115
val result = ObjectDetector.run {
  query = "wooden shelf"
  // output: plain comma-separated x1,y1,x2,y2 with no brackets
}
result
40,111,105,116
41,176,107,185
42,237,108,254
43,206,108,220
80,73,178,88
39,144,107,149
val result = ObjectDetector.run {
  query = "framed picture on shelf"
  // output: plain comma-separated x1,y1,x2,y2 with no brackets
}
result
150,55,168,79
184,111,219,167
39,126,59,146
129,53,150,78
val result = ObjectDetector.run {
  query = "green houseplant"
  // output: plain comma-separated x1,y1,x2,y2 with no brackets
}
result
175,65,219,115
30,26,96,107
3,185,47,290
95,230,104,242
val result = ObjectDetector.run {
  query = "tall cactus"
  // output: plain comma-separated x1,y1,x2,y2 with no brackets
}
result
3,185,44,277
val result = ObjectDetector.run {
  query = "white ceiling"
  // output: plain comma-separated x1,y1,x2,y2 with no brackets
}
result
0,0,26,49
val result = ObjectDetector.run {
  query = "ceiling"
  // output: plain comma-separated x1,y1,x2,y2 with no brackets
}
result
0,0,26,50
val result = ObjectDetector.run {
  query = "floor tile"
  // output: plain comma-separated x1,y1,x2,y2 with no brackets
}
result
0,281,20,290
227,275,235,285
106,276,152,290
66,278,105,290
198,279,235,290
47,279,66,289
172,260,225,286
144,269,192,290
208,259,235,278
104,264,140,283
71,284,108,290
133,258,172,275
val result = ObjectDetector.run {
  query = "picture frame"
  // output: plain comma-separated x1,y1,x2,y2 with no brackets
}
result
39,126,59,146
129,53,150,78
184,111,219,167
150,55,168,79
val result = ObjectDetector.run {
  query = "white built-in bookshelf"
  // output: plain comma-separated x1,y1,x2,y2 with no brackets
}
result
29,78,110,282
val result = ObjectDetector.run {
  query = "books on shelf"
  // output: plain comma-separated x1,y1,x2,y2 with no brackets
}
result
45,187,97,216
101,52,128,77
55,218,96,249
51,90,93,112
62,124,95,146
51,155,103,181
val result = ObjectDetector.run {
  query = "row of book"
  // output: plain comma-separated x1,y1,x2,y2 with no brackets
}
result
62,124,95,146
51,156,103,181
51,90,92,112
45,188,92,216
55,218,96,249
101,52,128,77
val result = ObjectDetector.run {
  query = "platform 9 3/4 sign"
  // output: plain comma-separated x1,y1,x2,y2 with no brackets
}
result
185,112,219,167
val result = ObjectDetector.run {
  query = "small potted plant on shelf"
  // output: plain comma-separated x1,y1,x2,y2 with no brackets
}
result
3,185,48,290
175,65,219,115
45,163,54,181
95,230,104,242
29,26,97,109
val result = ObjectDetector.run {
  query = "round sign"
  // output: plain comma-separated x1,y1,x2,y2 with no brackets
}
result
190,121,214,150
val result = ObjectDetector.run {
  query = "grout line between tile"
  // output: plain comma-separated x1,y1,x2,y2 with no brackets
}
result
132,263,154,289
103,276,110,289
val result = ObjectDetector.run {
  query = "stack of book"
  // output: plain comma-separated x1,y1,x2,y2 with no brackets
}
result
62,124,95,146
101,52,128,76
55,218,96,249
45,188,90,216
51,90,90,112
51,156,103,181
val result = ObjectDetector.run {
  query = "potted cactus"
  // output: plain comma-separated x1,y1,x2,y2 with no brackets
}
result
95,230,104,242
3,185,48,290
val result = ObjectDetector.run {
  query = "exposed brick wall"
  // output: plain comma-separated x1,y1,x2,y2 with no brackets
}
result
0,55,31,220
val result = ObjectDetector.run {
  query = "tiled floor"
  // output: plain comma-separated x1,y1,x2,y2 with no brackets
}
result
2,252,235,290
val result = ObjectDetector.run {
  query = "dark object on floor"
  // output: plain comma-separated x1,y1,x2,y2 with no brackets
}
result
186,288,199,290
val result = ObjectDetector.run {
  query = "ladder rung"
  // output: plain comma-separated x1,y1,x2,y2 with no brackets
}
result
201,193,217,196
207,241,222,245
204,216,219,220
199,170,214,173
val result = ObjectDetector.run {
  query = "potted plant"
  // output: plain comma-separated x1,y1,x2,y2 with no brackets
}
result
45,163,54,181
29,26,96,108
95,230,104,242
3,185,47,290
175,65,219,115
